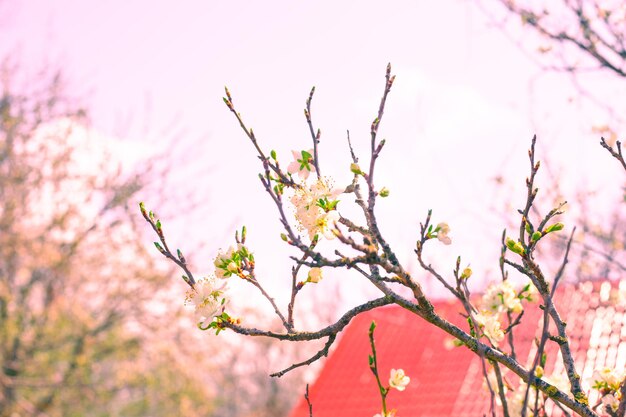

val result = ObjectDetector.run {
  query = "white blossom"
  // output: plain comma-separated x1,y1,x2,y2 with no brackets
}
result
287,149,315,180
475,311,505,345
389,368,410,391
436,222,451,245
214,245,237,278
185,277,228,327
593,367,624,391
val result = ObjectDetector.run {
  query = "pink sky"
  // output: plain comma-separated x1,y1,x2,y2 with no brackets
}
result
2,0,623,309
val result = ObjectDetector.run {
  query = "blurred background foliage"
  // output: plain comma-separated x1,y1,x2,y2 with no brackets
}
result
0,65,307,416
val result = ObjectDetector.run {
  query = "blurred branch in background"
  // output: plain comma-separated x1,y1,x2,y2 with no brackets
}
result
479,0,626,285
479,0,626,134
492,0,626,78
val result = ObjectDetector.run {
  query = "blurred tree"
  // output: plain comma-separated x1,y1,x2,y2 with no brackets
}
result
0,65,216,416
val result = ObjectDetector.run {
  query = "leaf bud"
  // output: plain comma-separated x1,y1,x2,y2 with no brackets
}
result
531,231,542,242
506,238,525,255
545,222,564,233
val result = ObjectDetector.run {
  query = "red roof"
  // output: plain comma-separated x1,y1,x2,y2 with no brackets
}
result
289,280,626,417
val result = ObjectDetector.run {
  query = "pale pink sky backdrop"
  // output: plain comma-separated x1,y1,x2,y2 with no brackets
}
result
2,1,623,309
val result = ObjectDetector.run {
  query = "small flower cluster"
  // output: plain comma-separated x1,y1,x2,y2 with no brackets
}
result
474,311,505,345
592,367,624,414
290,176,342,241
213,243,254,279
185,277,229,329
482,280,524,314
474,281,536,346
185,238,254,330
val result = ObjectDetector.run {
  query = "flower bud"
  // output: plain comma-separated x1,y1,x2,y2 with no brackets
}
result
227,262,238,273
460,267,472,280
308,267,323,283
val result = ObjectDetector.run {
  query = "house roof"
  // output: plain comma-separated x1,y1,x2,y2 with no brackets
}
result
289,280,626,417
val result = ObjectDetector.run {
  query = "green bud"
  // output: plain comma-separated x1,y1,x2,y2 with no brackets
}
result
280,233,288,242
379,187,390,198
154,242,165,253
525,221,532,234
460,267,472,280
350,163,362,175
531,231,542,242
369,320,377,333
545,222,564,233
270,150,277,160
506,238,525,255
